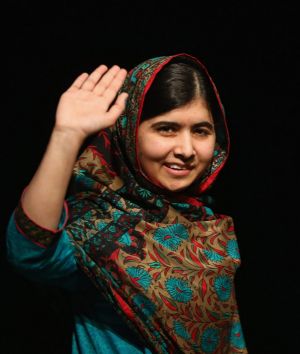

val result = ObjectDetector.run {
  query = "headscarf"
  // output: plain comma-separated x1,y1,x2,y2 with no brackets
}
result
65,54,247,353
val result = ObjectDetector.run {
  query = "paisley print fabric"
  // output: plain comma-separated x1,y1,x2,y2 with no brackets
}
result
64,54,247,353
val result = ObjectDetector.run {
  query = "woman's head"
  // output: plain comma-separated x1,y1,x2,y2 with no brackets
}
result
137,59,221,192
137,97,216,192
115,54,228,194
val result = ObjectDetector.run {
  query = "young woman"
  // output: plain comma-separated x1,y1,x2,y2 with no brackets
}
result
6,54,247,353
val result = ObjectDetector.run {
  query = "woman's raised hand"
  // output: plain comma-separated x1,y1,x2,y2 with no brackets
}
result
54,64,128,141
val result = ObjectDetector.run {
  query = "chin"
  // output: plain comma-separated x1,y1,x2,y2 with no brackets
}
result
163,182,191,193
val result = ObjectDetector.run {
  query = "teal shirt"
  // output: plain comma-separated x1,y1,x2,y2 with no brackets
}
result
6,214,153,354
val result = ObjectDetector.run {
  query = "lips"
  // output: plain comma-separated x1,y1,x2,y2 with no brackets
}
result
163,163,194,176
164,163,194,170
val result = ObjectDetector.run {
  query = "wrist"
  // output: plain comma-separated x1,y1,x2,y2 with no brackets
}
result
51,126,86,150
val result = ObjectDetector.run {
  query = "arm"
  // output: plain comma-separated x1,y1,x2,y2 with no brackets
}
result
6,210,80,289
22,64,128,230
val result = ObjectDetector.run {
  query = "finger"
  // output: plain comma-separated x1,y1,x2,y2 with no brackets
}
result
106,92,128,123
93,65,125,96
99,69,127,103
69,72,89,90
81,64,108,91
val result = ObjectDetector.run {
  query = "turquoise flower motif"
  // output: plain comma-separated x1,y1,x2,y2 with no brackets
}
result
155,199,163,208
203,249,224,263
204,206,214,216
226,240,240,260
165,278,192,303
201,327,220,353
96,220,108,231
230,322,246,349
174,321,190,340
126,267,152,290
116,200,124,209
75,169,95,189
108,225,117,233
83,211,93,219
153,224,189,251
112,210,124,222
214,275,232,301
70,227,85,239
132,294,156,317
125,200,141,216
118,232,132,246
149,262,161,269
172,202,190,210
126,199,138,208
137,187,153,199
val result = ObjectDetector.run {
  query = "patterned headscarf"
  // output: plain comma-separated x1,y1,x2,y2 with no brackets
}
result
66,54,247,353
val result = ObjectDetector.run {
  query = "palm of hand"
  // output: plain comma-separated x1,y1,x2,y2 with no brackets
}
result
55,65,128,139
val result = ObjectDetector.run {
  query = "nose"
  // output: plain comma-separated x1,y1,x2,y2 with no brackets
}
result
173,132,195,161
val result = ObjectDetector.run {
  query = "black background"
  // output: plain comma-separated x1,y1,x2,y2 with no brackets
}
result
1,1,298,353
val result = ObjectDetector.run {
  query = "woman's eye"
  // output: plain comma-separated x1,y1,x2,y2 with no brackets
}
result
194,129,210,136
157,126,175,133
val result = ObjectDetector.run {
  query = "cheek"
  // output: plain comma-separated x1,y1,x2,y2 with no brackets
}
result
137,138,167,184
196,139,216,161
138,138,170,162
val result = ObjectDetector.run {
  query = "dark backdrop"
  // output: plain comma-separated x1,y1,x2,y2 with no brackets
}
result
1,2,298,353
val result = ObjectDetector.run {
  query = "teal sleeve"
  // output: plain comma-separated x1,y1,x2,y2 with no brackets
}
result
6,212,80,291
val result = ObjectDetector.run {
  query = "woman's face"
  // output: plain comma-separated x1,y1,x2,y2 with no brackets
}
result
137,98,216,192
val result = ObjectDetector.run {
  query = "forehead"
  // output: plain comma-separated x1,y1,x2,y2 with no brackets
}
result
141,98,213,125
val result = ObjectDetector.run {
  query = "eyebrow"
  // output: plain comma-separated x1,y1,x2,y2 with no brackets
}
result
151,121,214,130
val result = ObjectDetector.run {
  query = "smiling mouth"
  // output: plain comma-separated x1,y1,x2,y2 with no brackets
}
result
163,163,194,176
164,163,193,170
